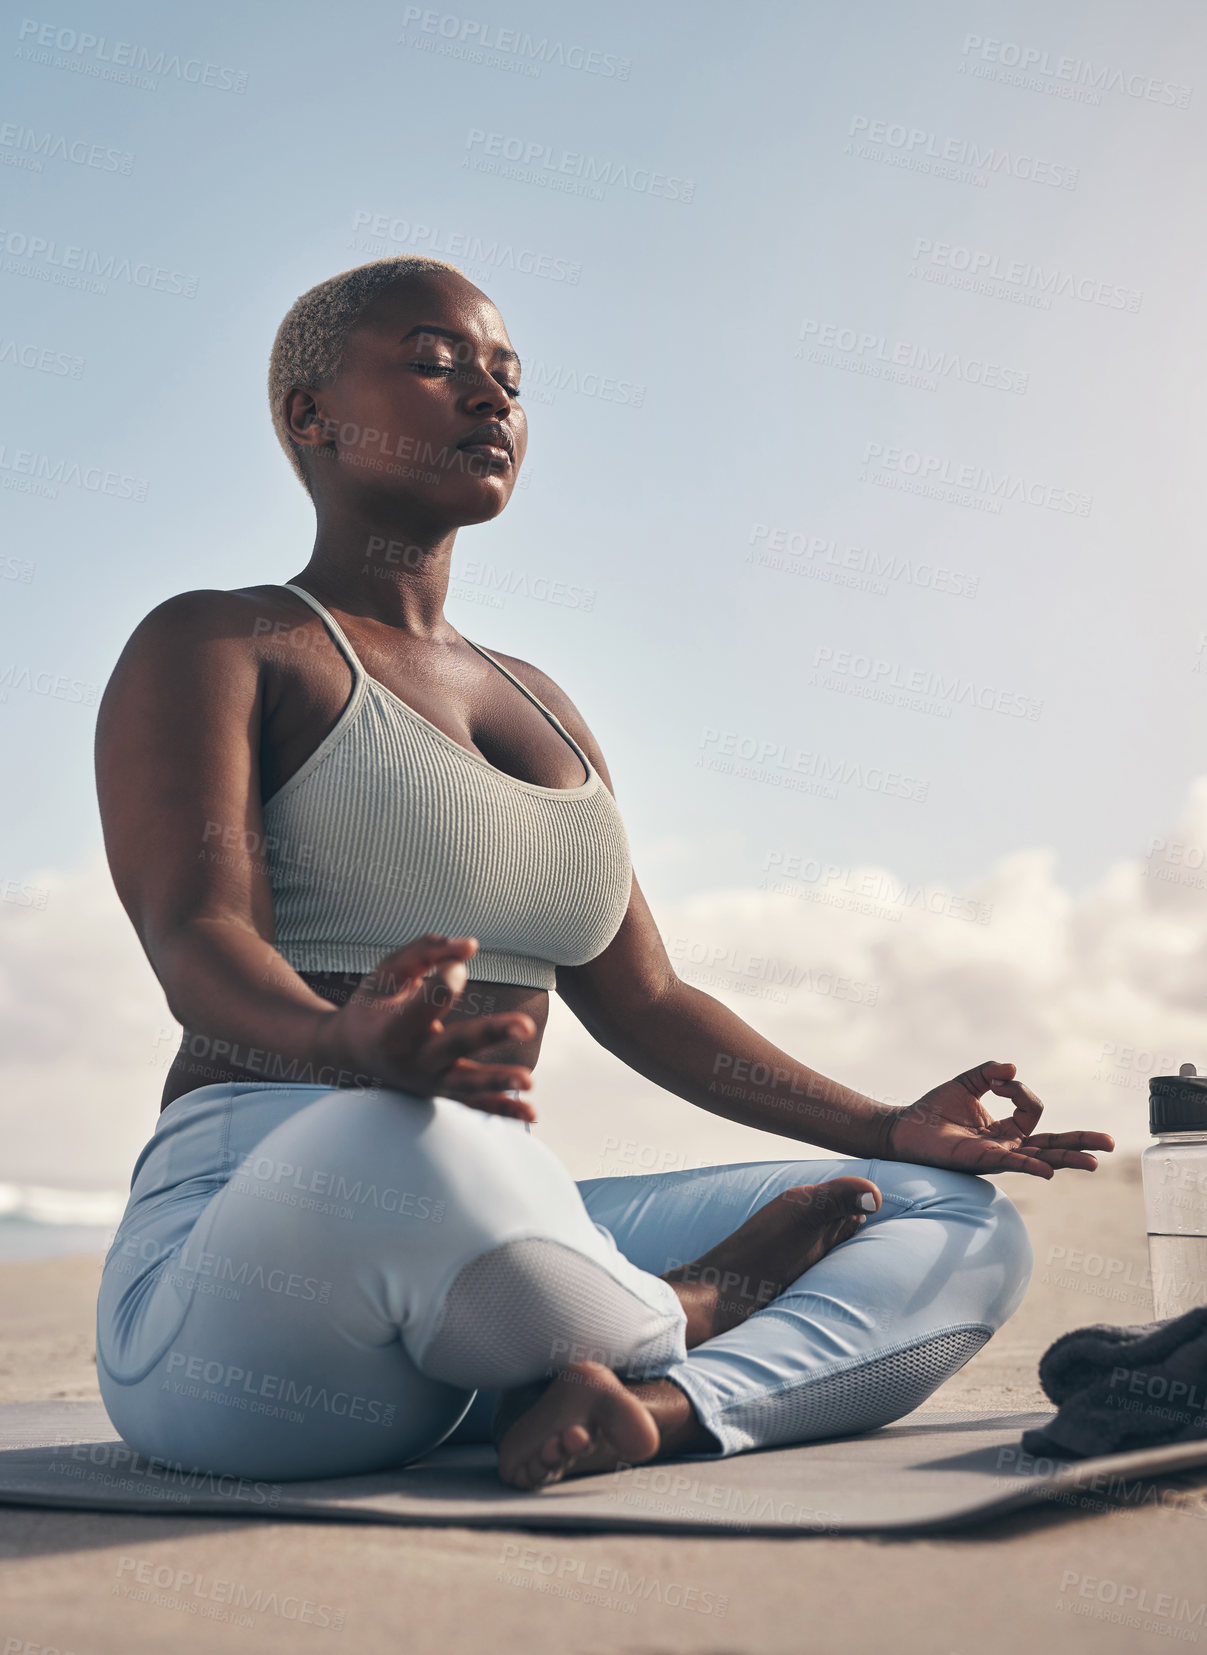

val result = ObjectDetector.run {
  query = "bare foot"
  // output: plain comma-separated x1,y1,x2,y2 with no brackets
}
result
664,1175,882,1346
494,1175,882,1491
495,1362,662,1490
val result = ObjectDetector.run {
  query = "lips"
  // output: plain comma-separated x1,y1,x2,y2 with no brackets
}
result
456,422,514,463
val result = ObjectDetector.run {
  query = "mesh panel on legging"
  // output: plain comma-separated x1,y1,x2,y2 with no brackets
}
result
712,1325,991,1450
417,1237,683,1390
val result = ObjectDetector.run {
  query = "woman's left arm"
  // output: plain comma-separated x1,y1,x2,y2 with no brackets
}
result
560,928,1113,1177
511,659,1114,1180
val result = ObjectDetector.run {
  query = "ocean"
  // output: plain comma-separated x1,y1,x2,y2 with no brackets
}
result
0,1183,126,1261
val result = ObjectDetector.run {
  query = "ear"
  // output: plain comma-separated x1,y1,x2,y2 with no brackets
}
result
282,385,329,453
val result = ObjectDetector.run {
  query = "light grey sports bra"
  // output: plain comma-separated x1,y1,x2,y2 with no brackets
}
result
261,583,633,991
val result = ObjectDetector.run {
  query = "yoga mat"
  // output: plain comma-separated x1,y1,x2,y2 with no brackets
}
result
2,1401,1207,1535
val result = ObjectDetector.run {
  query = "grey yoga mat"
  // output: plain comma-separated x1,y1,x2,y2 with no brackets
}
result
3,1400,1207,1536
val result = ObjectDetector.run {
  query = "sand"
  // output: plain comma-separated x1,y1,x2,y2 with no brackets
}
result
2,1157,1205,1654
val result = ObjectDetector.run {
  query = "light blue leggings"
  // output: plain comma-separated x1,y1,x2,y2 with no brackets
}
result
96,1082,1033,1481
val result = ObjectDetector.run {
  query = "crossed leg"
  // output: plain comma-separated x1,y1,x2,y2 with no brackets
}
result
488,1156,1033,1488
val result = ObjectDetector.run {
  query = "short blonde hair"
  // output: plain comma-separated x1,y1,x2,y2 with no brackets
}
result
268,255,465,495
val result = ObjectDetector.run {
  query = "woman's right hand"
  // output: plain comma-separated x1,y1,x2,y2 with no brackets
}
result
311,934,538,1120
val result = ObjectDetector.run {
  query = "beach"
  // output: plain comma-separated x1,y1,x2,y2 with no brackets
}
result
1,1156,1204,1654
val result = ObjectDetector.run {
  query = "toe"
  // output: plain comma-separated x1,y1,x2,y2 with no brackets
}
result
563,1422,592,1456
831,1175,882,1214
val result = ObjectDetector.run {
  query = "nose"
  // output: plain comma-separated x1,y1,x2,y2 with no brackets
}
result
461,363,515,419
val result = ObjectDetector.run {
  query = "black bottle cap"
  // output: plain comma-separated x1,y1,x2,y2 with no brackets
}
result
1150,1072,1207,1134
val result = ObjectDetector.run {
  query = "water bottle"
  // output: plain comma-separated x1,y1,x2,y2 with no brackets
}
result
1143,1063,1207,1319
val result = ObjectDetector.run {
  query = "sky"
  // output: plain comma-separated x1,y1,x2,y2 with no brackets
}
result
3,0,1207,1202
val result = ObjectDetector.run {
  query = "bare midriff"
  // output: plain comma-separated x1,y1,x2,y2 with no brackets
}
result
158,970,550,1111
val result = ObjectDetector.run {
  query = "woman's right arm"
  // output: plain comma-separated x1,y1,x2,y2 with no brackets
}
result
95,590,537,1116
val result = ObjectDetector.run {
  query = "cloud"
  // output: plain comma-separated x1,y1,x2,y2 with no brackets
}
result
6,784,1207,1192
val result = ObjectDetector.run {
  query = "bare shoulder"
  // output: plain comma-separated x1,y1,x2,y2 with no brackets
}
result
479,645,618,793
119,584,301,655
98,586,317,734
102,588,331,711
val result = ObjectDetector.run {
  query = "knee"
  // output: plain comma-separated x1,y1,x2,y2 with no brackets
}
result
878,1161,1033,1319
977,1183,1033,1303
952,1175,1034,1325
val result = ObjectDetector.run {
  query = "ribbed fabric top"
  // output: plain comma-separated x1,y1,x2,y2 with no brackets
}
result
261,584,633,991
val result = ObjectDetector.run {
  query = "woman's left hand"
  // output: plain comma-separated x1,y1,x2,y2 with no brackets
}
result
886,1059,1115,1179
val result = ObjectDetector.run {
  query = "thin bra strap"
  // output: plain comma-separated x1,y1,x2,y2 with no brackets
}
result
281,583,366,682
464,637,591,768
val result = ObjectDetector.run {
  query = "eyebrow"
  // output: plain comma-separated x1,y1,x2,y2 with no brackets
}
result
400,323,521,367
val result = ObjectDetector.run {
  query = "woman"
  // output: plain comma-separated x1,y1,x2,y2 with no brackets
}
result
94,255,1113,1492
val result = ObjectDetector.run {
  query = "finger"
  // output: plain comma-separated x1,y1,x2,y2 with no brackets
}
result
441,1065,537,1120
443,1058,535,1094
1022,1147,1100,1171
359,935,479,1000
988,1075,1044,1139
427,1014,538,1063
1015,1140,1102,1171
1020,1130,1115,1154
955,1059,1017,1099
958,1141,1055,1179
448,1091,537,1120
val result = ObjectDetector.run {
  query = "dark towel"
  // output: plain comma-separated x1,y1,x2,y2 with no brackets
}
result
1020,1305,1207,1460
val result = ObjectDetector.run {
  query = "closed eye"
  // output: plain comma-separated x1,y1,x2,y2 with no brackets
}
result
412,362,522,398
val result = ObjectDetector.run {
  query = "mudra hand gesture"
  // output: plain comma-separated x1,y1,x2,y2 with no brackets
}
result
888,1060,1114,1178
315,933,537,1119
